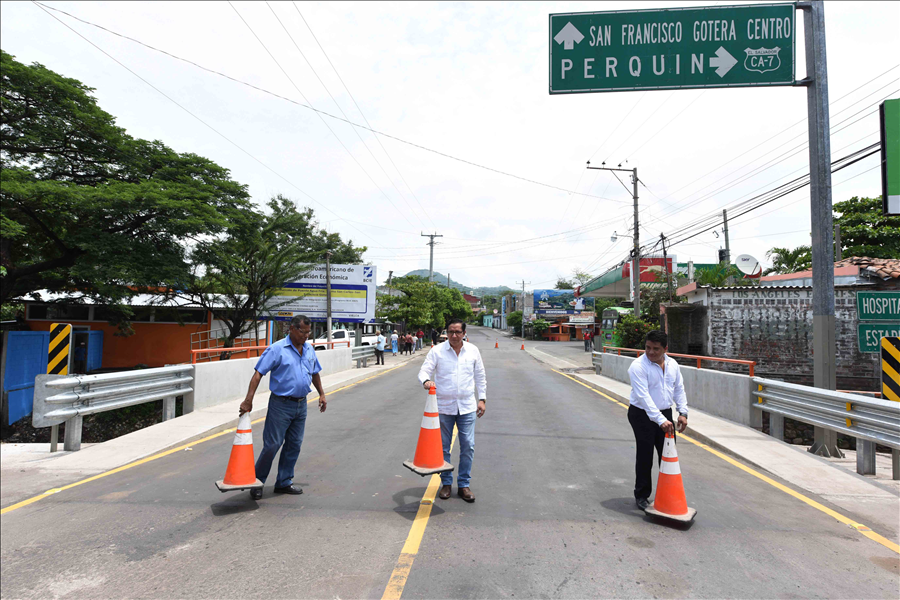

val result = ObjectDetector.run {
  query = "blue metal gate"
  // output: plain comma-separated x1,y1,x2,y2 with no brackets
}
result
2,331,49,425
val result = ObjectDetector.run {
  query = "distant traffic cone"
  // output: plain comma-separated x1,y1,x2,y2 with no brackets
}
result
215,413,263,492
495,341,499,348
645,433,697,522
403,385,454,476
521,343,525,350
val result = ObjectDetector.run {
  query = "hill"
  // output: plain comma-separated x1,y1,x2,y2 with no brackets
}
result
401,270,514,297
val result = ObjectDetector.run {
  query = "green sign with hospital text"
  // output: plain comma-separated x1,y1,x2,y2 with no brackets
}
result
549,3,795,94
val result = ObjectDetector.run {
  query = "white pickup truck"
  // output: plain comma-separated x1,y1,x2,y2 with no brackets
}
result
312,327,380,350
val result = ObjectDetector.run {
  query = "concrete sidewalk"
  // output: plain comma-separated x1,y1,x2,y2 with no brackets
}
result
561,365,900,545
1,352,424,510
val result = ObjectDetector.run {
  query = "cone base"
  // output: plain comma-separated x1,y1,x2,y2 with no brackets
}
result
402,459,454,476
215,478,263,493
645,505,697,523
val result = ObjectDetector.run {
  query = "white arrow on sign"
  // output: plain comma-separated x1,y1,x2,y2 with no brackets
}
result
709,46,738,78
554,22,584,50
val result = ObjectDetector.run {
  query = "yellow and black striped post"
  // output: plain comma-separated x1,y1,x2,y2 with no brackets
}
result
882,337,900,403
48,323,73,375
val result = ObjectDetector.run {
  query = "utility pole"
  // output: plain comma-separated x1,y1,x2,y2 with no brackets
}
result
587,163,640,317
325,251,333,344
723,209,733,285
834,224,842,261
802,0,840,458
421,232,443,282
660,234,673,302
447,273,451,290
517,280,530,338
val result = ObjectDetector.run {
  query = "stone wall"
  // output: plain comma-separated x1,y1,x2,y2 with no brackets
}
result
705,286,879,390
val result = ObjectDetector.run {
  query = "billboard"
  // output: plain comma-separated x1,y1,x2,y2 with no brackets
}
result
622,257,676,283
267,264,376,323
882,99,900,215
534,289,595,315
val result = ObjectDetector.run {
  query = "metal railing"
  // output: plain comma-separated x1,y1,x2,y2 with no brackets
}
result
603,345,756,376
190,327,265,363
753,377,900,479
312,340,352,350
33,365,194,452
351,345,376,368
592,351,603,375
191,345,269,364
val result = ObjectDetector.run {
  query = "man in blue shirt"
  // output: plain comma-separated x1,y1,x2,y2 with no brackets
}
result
239,315,326,500
375,330,386,365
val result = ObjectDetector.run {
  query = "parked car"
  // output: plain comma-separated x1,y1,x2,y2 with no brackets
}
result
312,328,379,350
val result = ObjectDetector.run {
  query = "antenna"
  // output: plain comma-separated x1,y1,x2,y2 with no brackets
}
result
735,254,762,280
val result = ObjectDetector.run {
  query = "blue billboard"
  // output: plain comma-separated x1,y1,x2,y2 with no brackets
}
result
533,289,594,315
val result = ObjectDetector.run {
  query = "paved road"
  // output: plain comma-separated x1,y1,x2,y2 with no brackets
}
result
2,326,898,599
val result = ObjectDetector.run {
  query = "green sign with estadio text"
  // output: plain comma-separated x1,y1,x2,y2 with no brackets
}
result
549,3,795,94
859,323,900,354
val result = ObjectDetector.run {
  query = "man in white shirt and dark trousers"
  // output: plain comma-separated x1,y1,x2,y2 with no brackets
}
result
627,330,688,511
418,319,487,502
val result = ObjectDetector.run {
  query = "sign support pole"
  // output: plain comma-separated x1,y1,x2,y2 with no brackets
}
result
326,251,333,344
632,168,641,319
801,0,841,458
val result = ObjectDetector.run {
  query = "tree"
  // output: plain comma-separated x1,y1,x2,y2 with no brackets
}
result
532,318,550,338
555,277,574,290
507,310,523,336
614,314,657,350
381,278,470,331
0,50,250,324
764,245,812,275
833,196,900,258
571,268,593,288
184,196,365,350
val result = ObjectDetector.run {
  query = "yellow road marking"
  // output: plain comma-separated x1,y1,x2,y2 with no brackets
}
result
551,369,900,555
382,427,458,600
1,361,411,516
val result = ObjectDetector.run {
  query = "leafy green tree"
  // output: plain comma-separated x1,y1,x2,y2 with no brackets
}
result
833,196,900,258
507,310,523,336
381,278,470,331
763,245,812,275
532,318,550,338
555,277,574,290
692,263,753,286
0,50,249,323
571,268,593,288
614,314,657,350
184,196,365,350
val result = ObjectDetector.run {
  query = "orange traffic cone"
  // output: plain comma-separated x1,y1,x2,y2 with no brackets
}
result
403,385,454,476
495,341,499,348
521,343,525,350
645,433,697,522
215,413,263,492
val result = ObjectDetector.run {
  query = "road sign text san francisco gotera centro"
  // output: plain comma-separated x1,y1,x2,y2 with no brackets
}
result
549,3,795,94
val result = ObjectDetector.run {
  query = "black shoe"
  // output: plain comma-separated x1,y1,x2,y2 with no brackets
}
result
250,488,263,500
274,485,303,495
636,497,650,511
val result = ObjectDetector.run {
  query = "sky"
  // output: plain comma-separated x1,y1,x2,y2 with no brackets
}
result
2,1,897,291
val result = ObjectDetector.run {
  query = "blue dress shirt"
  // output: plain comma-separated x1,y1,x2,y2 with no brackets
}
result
254,337,322,398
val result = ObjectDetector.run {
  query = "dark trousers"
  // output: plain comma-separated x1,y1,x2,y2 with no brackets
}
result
375,349,384,365
627,404,675,500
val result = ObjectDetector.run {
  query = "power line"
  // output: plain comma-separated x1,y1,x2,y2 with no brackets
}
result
31,1,622,204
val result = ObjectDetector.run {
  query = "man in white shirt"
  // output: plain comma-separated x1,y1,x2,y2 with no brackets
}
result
627,330,688,511
418,318,487,502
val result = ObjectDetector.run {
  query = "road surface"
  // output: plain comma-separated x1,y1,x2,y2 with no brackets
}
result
2,325,897,598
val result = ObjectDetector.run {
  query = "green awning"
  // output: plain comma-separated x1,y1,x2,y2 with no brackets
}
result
580,265,629,297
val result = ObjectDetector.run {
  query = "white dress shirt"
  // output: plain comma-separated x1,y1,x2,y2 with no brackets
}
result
417,340,487,415
628,353,688,426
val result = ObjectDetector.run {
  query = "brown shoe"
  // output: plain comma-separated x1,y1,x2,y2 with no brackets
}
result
457,487,475,503
438,485,451,500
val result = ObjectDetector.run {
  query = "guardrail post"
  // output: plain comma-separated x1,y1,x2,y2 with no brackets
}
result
892,449,899,481
63,415,83,452
770,413,784,442
162,396,176,421
50,424,59,453
856,440,876,475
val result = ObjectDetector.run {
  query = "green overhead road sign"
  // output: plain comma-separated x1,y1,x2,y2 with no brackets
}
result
881,99,900,215
549,3,795,94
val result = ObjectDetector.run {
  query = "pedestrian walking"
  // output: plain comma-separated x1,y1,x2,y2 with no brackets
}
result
431,328,439,346
239,315,326,501
416,328,425,351
391,330,399,356
375,330,386,365
626,330,688,511
418,318,487,503
583,328,594,352
406,333,415,354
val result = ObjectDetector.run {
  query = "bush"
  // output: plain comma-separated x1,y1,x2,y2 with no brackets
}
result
507,310,523,336
614,314,657,350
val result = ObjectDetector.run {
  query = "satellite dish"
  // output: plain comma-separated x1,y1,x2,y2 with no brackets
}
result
735,254,762,278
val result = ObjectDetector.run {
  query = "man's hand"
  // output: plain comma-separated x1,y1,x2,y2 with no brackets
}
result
239,397,253,415
660,420,675,435
677,415,688,433
318,394,327,413
477,400,486,418
423,380,434,391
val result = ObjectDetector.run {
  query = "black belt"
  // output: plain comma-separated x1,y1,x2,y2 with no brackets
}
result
275,394,307,402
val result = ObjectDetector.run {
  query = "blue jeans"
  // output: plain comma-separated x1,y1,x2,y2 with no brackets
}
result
439,411,476,488
255,394,307,488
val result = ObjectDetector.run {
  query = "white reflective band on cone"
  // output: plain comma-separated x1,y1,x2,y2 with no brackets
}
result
660,459,681,475
233,432,253,445
424,394,438,413
421,415,440,429
237,413,252,430
662,438,678,459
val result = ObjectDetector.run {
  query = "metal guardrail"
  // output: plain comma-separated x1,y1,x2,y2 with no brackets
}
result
592,351,603,375
603,345,756,376
352,345,376,368
33,365,194,452
753,377,900,479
